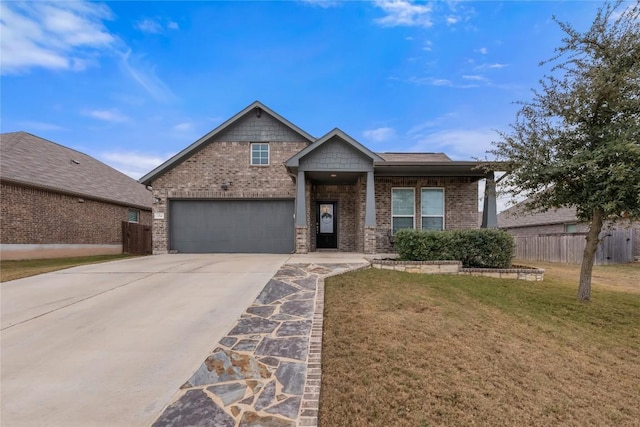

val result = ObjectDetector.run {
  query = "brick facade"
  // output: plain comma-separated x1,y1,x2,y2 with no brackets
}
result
142,103,488,255
150,140,308,254
1,182,151,258
374,176,478,252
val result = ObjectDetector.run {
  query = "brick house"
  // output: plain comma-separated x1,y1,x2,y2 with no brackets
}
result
0,132,152,260
140,101,499,254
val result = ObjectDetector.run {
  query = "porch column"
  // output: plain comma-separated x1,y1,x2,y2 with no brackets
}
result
295,170,309,253
481,172,498,228
364,171,377,254
365,171,376,226
296,170,306,226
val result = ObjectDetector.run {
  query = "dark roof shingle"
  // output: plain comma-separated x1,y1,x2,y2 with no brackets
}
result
1,132,151,209
376,152,452,162
498,198,578,228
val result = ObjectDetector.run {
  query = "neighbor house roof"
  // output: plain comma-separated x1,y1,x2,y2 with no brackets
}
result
0,131,152,209
140,101,315,185
498,198,578,228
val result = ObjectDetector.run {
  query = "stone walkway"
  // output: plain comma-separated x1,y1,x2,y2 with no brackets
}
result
152,261,368,427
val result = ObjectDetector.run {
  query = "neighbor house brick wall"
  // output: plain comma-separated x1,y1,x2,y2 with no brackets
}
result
374,177,478,252
150,140,307,253
0,182,151,245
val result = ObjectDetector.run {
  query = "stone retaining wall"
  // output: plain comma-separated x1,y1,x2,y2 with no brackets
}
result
370,260,544,281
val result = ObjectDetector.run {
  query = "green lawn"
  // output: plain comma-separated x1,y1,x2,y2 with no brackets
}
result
0,254,133,282
320,265,640,426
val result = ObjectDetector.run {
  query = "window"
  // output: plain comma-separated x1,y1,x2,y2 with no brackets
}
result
565,223,577,233
251,143,269,165
128,209,139,223
392,188,415,233
421,188,444,230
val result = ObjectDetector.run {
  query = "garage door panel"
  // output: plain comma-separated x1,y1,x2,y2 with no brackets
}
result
170,200,294,253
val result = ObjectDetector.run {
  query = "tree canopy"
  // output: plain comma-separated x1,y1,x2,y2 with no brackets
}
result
490,1,640,300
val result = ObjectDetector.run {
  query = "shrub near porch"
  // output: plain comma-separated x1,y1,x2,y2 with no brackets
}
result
394,229,515,268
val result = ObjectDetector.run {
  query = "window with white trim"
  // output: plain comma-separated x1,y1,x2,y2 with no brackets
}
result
128,209,140,223
251,143,269,165
392,188,415,233
421,188,444,230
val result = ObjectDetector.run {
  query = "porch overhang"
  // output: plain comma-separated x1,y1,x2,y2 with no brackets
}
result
373,161,492,180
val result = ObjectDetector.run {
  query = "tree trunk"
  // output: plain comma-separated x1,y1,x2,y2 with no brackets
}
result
578,207,604,301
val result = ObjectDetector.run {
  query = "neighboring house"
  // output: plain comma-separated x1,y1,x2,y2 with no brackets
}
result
140,101,499,255
0,132,152,260
499,198,640,262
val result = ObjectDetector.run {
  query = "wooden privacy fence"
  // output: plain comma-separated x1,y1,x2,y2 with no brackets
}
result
513,229,636,265
122,221,152,255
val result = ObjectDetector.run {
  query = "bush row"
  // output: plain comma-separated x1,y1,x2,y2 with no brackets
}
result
394,229,514,268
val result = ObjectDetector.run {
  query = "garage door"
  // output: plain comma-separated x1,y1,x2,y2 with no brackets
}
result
169,200,294,253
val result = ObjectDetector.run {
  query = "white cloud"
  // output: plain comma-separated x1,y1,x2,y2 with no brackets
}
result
135,17,180,33
462,74,487,81
374,0,433,28
84,109,129,123
119,49,175,102
423,40,433,51
410,128,498,160
446,15,459,25
98,151,172,180
173,122,193,132
300,0,340,8
476,47,488,54
136,18,162,34
407,76,479,89
475,63,509,70
0,1,115,74
363,127,396,143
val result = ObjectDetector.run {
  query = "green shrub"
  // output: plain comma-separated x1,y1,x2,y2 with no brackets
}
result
394,229,514,268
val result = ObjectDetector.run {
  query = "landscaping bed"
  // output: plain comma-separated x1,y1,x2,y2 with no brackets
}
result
370,259,545,281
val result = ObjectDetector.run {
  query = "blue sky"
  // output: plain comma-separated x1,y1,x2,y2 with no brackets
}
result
1,0,607,191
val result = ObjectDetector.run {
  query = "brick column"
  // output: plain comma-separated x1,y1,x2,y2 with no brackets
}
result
296,226,309,254
364,226,376,254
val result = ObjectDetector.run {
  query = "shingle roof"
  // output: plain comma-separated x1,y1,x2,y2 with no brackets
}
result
498,198,578,228
1,132,152,209
376,152,452,162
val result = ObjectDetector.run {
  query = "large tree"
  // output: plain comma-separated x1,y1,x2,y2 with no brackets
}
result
490,1,640,301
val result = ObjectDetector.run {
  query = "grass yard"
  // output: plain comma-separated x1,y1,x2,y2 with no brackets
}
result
0,254,133,282
320,264,640,426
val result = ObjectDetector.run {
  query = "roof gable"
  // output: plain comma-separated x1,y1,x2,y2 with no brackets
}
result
140,101,314,184
0,132,152,209
286,128,383,168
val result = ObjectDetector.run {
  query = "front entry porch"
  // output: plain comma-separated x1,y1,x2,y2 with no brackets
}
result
295,171,377,254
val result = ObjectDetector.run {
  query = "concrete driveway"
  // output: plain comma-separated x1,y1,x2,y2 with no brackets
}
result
1,254,289,427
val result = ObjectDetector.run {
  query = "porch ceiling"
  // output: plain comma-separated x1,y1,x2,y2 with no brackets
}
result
305,171,362,185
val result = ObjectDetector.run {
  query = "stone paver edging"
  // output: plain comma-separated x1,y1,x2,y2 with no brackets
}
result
152,262,368,427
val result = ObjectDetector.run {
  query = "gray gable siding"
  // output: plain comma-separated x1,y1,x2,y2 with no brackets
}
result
214,111,306,142
299,136,373,172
